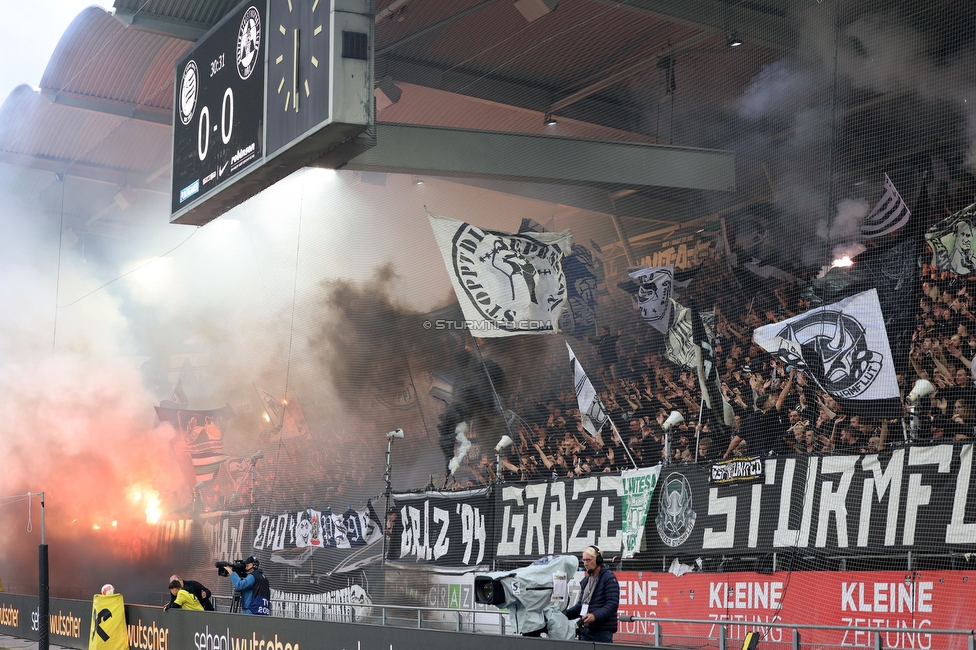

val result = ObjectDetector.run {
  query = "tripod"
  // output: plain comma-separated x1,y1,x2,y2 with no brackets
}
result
230,592,242,613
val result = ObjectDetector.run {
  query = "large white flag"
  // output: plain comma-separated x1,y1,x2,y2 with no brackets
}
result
428,212,572,337
753,289,899,403
567,342,607,436
629,265,673,334
861,173,911,238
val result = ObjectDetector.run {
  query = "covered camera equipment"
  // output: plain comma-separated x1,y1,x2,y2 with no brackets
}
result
474,554,578,639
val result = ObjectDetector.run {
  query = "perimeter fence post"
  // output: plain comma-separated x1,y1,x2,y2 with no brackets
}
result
720,624,727,650
655,621,663,647
792,627,801,650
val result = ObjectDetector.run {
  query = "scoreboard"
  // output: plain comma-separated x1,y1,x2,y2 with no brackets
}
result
171,0,372,225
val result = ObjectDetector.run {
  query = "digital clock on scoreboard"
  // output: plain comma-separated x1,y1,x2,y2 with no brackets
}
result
171,2,266,216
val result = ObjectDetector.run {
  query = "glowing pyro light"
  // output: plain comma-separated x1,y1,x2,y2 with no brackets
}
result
126,483,162,524
832,256,854,268
112,521,118,528
281,399,288,406
263,412,271,423
93,524,100,530
145,492,162,525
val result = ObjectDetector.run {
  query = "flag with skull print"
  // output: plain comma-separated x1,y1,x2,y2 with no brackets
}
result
428,212,571,337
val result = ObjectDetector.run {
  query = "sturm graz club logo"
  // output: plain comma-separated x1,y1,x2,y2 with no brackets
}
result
178,60,198,126
237,6,262,80
776,310,883,399
450,223,566,332
656,473,696,547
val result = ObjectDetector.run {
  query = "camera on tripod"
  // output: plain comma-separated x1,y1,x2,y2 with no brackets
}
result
215,556,256,578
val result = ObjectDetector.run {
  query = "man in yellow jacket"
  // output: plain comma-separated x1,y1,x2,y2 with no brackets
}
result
166,580,204,611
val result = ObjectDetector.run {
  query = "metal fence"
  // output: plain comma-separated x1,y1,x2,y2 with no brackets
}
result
237,595,976,650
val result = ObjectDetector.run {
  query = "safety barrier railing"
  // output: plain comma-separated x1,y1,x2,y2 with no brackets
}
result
212,597,976,650
616,615,976,650
260,595,510,633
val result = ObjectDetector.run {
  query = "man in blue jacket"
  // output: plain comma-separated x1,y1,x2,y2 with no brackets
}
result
565,546,619,643
224,556,271,615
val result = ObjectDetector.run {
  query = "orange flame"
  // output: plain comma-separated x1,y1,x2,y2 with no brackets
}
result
126,483,162,525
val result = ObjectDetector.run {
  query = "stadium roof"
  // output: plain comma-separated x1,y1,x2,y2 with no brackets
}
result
0,0,798,239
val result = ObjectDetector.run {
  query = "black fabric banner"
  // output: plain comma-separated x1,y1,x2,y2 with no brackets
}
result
646,443,976,556
388,487,495,572
493,474,631,562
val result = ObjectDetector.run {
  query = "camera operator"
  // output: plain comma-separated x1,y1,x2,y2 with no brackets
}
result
164,574,214,611
218,556,271,615
565,546,619,643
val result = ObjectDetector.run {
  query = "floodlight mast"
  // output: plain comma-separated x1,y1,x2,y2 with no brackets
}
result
36,492,48,650
383,429,404,565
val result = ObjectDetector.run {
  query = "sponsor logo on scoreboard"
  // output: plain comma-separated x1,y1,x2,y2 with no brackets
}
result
180,180,200,203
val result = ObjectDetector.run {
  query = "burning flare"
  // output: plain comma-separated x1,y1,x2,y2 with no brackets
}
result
126,483,162,525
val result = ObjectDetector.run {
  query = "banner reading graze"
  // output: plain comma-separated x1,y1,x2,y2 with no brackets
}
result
388,487,495,572
495,469,659,562
648,444,976,556
614,570,975,650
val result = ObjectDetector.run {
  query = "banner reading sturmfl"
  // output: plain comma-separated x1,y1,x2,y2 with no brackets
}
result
428,212,571,337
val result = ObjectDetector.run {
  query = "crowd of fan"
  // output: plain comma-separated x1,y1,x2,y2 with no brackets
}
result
464,256,974,484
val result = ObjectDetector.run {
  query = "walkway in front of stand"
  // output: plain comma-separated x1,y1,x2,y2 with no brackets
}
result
0,635,72,650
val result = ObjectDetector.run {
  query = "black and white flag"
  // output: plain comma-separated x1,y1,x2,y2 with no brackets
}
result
861,173,911,238
753,289,900,415
428,212,571,337
925,200,976,275
629,265,674,334
567,342,608,436
664,300,696,368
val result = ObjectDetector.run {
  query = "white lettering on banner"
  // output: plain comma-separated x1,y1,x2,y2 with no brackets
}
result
547,481,567,555
399,500,486,564
773,457,818,547
905,446,952,545
525,483,547,556
947,444,976,544
497,477,623,556
432,506,450,559
400,504,441,560
457,503,487,565
859,450,904,547
708,582,783,610
840,582,934,613
600,475,623,551
206,516,244,560
708,615,783,642
703,488,736,548
498,486,525,555
817,456,858,548
841,619,932,649
619,581,659,606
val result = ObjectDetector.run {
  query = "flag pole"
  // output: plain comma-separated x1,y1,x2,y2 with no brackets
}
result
608,418,638,470
471,337,523,467
694,395,705,462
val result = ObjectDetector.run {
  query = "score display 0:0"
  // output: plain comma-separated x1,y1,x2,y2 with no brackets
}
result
197,87,234,161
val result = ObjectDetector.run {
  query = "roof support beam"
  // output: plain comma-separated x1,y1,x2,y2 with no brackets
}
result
339,123,735,192
590,0,792,51
113,9,209,42
40,90,172,126
0,150,169,194
380,57,648,133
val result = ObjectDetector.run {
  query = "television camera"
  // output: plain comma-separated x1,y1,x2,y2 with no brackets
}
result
215,556,258,578
474,555,579,639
